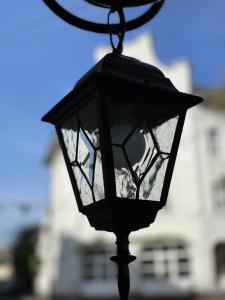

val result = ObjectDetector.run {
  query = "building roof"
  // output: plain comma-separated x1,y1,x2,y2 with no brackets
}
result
195,86,225,112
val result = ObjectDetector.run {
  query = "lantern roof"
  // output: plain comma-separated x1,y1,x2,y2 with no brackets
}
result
75,53,165,89
42,53,203,124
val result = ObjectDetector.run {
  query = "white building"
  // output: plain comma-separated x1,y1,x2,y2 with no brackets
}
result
35,34,225,300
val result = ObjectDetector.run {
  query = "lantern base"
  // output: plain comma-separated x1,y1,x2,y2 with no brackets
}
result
84,198,161,233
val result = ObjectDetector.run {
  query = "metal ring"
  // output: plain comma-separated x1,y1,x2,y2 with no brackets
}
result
85,0,161,8
42,0,165,34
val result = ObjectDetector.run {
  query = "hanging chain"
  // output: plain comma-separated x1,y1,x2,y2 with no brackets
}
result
107,7,126,54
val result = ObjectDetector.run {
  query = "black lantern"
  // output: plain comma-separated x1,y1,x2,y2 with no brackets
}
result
42,54,202,233
42,55,202,300
42,2,203,300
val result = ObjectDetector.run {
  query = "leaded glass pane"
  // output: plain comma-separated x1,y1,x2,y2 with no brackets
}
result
139,154,169,201
61,115,78,162
125,124,157,182
72,165,93,205
77,128,95,185
93,150,105,201
113,146,137,199
60,98,105,207
153,116,178,153
107,95,178,202
79,99,100,148
108,100,136,145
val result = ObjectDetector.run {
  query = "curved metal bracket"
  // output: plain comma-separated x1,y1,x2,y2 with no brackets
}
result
85,0,162,8
42,0,165,34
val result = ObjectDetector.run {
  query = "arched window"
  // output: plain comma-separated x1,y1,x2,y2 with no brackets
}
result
215,243,225,281
140,240,191,282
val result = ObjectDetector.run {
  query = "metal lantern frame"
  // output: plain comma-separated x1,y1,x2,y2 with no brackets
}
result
42,54,202,234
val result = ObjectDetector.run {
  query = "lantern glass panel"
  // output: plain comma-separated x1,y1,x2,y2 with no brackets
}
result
60,99,105,206
113,146,137,199
139,153,169,200
72,165,93,205
93,149,105,201
107,96,178,201
61,115,78,163
153,117,178,153
77,128,95,185
78,99,100,148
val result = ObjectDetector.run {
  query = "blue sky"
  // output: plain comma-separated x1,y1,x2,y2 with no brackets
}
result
0,0,225,245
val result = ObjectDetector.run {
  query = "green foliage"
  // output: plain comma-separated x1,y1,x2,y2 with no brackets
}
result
13,226,38,292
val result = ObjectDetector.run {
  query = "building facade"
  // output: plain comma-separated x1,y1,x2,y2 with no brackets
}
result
35,34,225,299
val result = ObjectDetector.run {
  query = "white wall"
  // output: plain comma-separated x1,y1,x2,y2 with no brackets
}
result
35,33,225,298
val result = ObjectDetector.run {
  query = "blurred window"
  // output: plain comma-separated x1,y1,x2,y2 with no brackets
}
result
212,178,225,211
140,242,190,281
215,243,225,281
81,247,116,281
208,128,220,155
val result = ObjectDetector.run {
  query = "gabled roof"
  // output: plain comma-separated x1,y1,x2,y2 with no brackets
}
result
194,86,225,112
